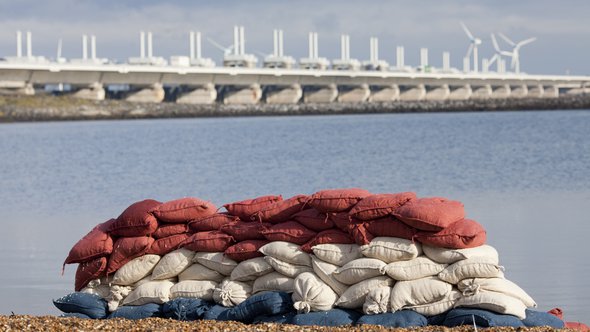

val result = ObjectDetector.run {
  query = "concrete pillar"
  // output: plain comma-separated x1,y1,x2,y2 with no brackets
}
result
425,84,450,101
337,84,370,103
369,85,400,102
471,85,493,99
565,86,590,95
399,84,426,101
510,85,528,99
543,86,559,98
303,84,338,103
0,82,35,95
527,85,544,98
176,84,217,104
223,84,262,104
448,85,472,101
491,84,511,99
125,83,165,103
265,84,302,104
72,83,105,100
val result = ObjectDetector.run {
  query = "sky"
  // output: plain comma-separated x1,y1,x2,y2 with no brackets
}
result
0,0,588,75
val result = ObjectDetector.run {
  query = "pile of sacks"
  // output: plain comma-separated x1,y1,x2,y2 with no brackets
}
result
55,189,582,328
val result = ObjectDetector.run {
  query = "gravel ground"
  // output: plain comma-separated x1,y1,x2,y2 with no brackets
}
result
0,315,572,332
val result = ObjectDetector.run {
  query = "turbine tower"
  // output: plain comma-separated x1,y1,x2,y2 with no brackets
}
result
490,33,511,73
460,22,482,73
498,33,536,74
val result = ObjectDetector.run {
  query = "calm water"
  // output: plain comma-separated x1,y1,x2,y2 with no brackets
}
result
0,110,589,321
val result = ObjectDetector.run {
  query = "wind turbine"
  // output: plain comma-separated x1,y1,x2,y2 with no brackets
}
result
490,33,511,73
498,33,536,74
460,22,482,73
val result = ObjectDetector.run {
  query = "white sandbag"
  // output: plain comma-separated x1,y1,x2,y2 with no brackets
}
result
408,289,462,316
390,276,453,312
105,284,134,312
230,257,273,282
363,286,391,314
193,252,238,276
179,263,225,282
383,256,448,281
311,256,349,296
112,254,161,286
360,237,422,263
170,280,217,300
335,276,394,309
213,278,252,307
455,289,527,319
152,248,195,280
80,278,111,299
259,241,312,266
423,244,499,264
122,280,174,306
332,258,386,285
458,277,537,308
312,243,362,266
292,272,338,313
134,275,176,288
438,257,504,284
252,271,295,294
264,256,314,278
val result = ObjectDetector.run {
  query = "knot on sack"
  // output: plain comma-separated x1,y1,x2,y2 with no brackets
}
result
86,279,101,288
107,300,120,312
461,280,480,297
220,289,232,302
379,265,388,275
294,301,311,314
363,303,382,315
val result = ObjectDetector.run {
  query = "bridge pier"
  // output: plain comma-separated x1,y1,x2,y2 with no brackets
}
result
425,84,450,101
399,84,426,101
0,82,35,95
223,84,262,105
527,85,544,98
264,84,302,104
337,84,370,103
471,85,493,99
510,85,528,99
369,85,400,102
448,85,472,100
543,86,559,98
176,84,217,104
71,83,105,100
565,86,590,95
303,84,338,103
491,84,511,99
125,83,165,103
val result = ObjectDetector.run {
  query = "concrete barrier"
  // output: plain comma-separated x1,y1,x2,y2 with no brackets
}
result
543,86,559,98
337,84,370,103
425,84,450,101
223,84,262,105
448,85,472,101
527,85,544,99
510,85,528,99
176,84,217,104
265,84,302,104
125,83,165,103
399,84,426,101
72,83,105,101
303,84,338,103
491,84,511,99
471,85,493,99
369,85,400,102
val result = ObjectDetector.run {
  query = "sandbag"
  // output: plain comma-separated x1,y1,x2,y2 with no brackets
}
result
259,241,311,266
333,258,386,285
251,194,308,223
438,257,503,284
122,280,175,306
225,291,293,323
423,244,499,264
443,307,524,327
393,197,465,231
107,303,162,319
181,231,234,252
53,292,108,319
151,197,216,223
292,272,338,313
64,222,114,265
179,263,225,282
363,286,391,314
105,284,134,312
252,311,297,324
265,256,313,278
162,298,214,321
224,240,268,262
364,216,418,240
112,254,160,286
292,209,334,231
311,243,362,266
566,322,590,331
383,256,448,281
261,221,317,245
108,199,160,237
307,188,371,213
80,278,111,299
230,257,273,282
349,223,374,245
292,308,361,326
146,233,190,256
406,289,461,317
330,212,354,232
151,248,195,280
75,257,107,291
300,229,354,253
357,310,428,328
59,313,91,319
458,277,537,308
454,290,527,319
202,304,231,321
390,277,453,312
311,256,349,296
107,236,154,274
252,272,295,294
193,252,238,276
188,213,237,232
153,223,187,239
223,195,283,220
415,218,486,249
170,280,217,300
220,221,271,242
360,237,422,263
522,309,565,328
335,276,393,309
349,192,416,221
213,279,252,307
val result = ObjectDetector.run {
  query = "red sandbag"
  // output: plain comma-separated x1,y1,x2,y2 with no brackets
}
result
107,236,154,274
153,223,188,239
75,257,107,291
350,223,374,245
393,197,465,231
415,218,486,249
292,209,334,232
220,221,271,242
223,195,283,220
188,213,237,232
307,188,372,213
261,221,317,245
548,308,564,320
364,216,418,240
151,197,216,223
224,240,269,262
181,231,234,252
349,192,417,221
251,194,309,223
108,199,160,237
146,233,190,256
566,322,590,332
64,220,114,265
329,212,353,232
300,229,354,253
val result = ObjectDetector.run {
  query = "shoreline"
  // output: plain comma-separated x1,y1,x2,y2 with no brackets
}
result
1,94,589,123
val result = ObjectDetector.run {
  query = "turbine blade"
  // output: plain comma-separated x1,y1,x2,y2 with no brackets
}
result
460,22,474,40
489,54,498,65
206,37,227,52
498,33,515,47
500,51,513,57
491,33,501,53
517,37,536,47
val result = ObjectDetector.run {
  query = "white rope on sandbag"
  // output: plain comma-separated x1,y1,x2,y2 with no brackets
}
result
294,301,312,314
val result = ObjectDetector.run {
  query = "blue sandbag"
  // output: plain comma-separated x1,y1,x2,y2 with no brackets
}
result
427,311,450,326
53,292,108,319
226,291,294,323
522,309,565,328
292,308,362,326
108,303,162,319
357,310,428,327
443,308,524,327
253,310,297,324
162,298,214,321
59,312,91,319
203,304,232,321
